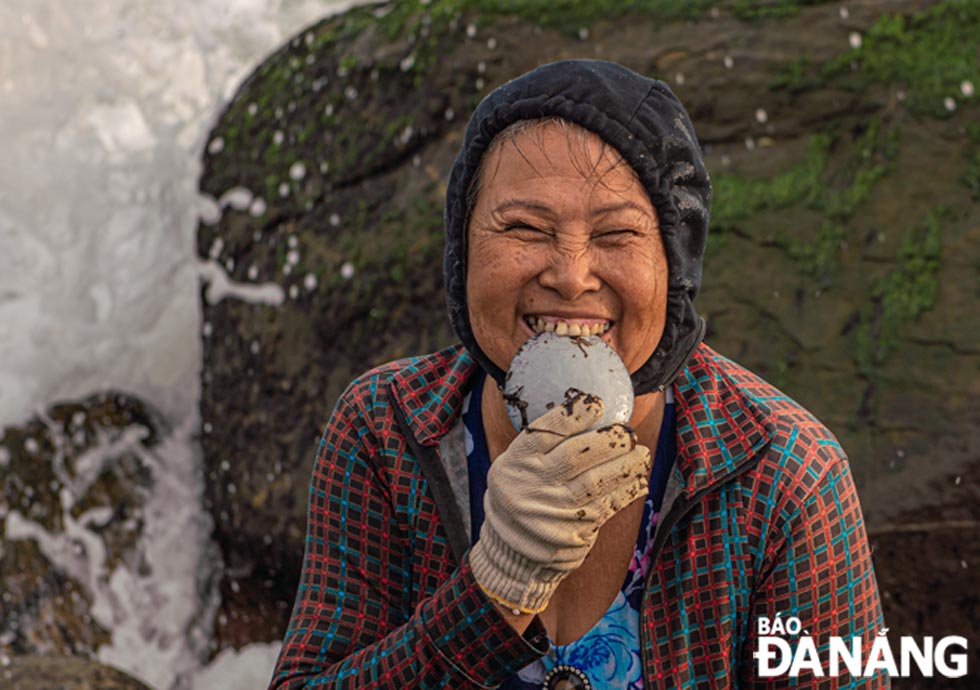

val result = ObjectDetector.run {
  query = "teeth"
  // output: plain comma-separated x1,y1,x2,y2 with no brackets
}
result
527,317,611,336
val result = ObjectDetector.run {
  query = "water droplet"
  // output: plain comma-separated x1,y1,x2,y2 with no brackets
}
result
249,197,267,217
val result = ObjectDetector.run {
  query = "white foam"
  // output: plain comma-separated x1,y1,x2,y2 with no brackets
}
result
0,0,373,687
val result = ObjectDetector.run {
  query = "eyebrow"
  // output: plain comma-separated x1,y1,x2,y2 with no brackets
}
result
491,198,652,218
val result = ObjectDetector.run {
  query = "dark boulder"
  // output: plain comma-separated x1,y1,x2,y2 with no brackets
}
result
1,393,162,658
197,0,980,649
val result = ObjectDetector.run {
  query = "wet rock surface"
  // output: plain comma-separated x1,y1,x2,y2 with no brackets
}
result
0,393,162,657
0,655,153,690
197,0,980,666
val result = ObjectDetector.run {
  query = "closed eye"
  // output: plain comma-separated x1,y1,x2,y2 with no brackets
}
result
504,223,552,236
594,229,640,240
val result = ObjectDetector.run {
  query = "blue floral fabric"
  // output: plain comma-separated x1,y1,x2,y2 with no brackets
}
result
462,372,676,689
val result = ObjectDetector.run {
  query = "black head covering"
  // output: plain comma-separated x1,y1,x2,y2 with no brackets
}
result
443,59,709,395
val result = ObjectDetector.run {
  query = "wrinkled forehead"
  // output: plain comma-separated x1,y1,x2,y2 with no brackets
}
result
466,118,644,216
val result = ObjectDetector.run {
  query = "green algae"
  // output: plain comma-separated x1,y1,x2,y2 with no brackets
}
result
774,0,980,118
788,117,896,278
963,122,980,201
856,206,947,374
709,117,895,279
711,133,829,229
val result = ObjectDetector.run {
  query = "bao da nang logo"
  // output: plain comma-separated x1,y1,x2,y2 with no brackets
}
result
753,616,969,678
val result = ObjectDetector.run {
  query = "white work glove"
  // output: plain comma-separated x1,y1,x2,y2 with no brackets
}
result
468,392,652,614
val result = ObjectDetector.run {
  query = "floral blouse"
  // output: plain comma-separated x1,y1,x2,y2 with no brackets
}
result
462,372,676,690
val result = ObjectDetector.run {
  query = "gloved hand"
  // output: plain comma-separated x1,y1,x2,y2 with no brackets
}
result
468,392,652,615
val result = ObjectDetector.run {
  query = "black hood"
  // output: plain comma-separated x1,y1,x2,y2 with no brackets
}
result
443,59,710,395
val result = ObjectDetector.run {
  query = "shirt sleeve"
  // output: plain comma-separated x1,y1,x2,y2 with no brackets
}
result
740,454,890,688
268,381,548,689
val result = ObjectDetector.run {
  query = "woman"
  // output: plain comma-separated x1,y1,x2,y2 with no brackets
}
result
270,60,885,689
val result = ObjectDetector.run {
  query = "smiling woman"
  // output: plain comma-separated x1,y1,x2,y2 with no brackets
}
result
269,60,886,690
466,119,668,379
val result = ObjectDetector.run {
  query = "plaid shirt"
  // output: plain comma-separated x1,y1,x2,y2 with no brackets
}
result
270,343,886,689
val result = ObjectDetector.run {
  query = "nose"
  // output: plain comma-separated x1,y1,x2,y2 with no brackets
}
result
537,245,602,301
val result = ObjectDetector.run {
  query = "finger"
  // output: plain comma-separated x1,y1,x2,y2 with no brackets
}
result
512,391,604,455
593,470,650,531
545,423,638,479
565,444,652,504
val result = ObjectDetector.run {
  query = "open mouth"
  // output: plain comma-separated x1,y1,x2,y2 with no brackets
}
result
523,315,613,337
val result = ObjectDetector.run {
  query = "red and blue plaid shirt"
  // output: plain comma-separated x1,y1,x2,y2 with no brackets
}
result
270,342,886,689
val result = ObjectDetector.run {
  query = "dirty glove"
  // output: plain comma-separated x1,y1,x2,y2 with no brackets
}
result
468,393,652,614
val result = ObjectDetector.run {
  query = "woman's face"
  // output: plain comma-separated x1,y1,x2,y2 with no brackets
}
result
466,122,668,376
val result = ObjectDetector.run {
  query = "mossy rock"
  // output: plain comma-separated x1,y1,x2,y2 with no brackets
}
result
197,0,980,646
0,393,162,658
0,656,152,690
